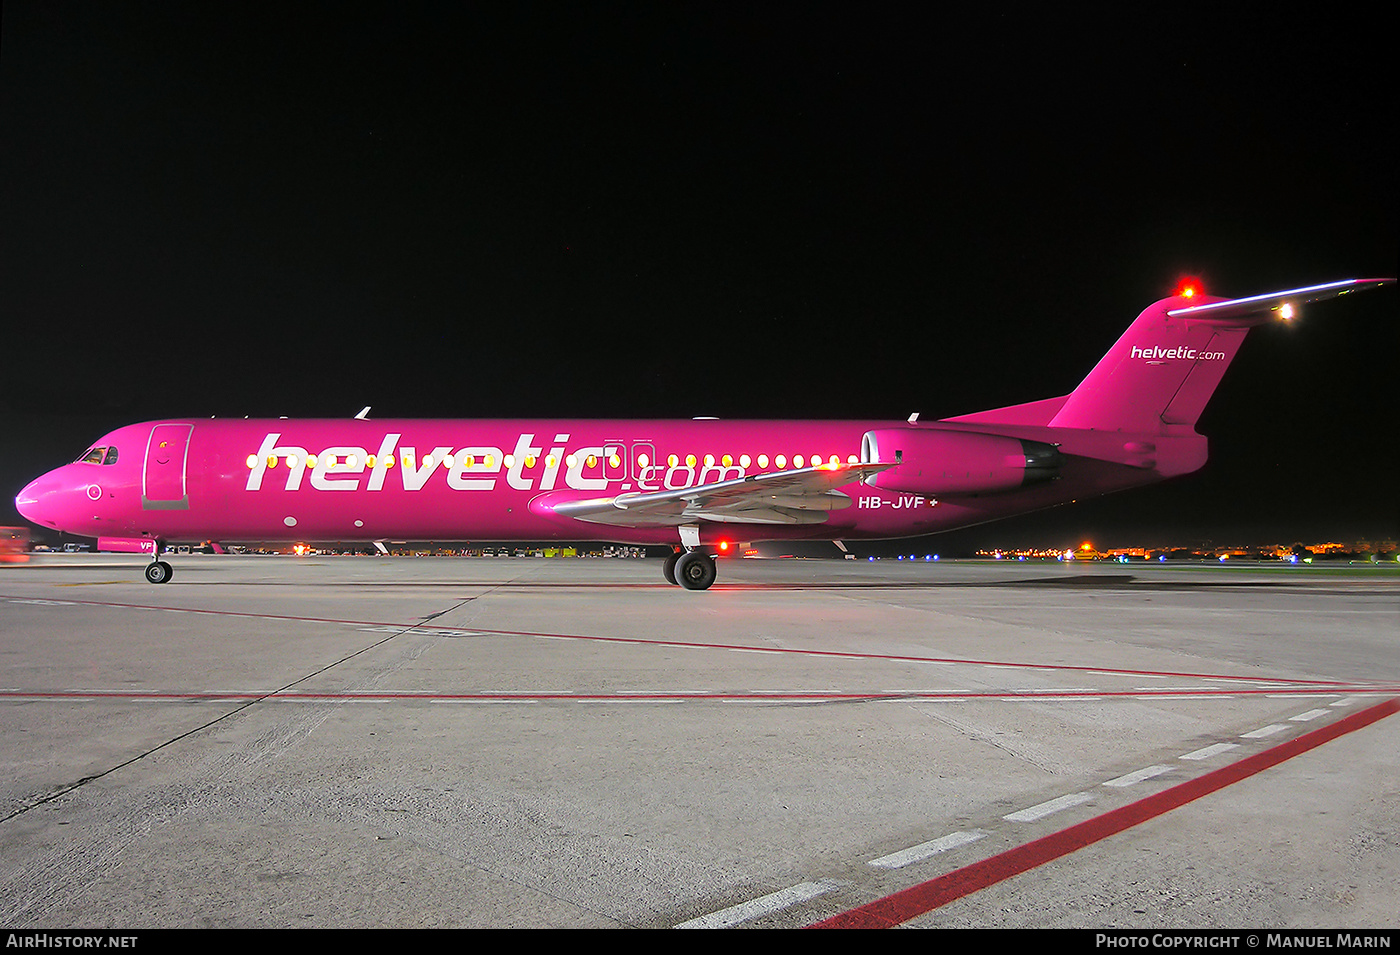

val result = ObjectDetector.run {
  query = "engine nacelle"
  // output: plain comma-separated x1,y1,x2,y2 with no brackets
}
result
861,428,1063,496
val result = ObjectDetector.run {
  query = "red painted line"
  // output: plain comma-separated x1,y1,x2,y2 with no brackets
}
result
3,688,1396,704
0,594,1375,689
809,696,1400,928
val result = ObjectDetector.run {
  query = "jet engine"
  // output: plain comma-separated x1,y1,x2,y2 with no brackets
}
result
860,428,1062,496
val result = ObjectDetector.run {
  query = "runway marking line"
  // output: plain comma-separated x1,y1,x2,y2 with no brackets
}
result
1179,742,1239,760
676,880,840,929
2,594,1391,694
1003,792,1093,822
868,830,988,870
1102,765,1169,787
5,688,1398,705
807,696,1400,928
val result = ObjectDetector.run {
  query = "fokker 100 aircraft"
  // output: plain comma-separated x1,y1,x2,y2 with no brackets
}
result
15,278,1393,589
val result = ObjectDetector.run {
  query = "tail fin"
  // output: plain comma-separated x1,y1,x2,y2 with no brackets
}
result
1047,279,1393,433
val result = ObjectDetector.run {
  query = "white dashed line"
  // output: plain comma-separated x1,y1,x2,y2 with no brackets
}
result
868,830,988,869
1003,792,1092,822
1290,708,1331,722
1103,765,1170,788
1180,742,1239,760
675,880,840,929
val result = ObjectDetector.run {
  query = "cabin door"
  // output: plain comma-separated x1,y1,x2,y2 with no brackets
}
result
142,424,193,510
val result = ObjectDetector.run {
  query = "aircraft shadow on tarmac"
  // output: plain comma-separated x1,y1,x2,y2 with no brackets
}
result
140,572,1315,592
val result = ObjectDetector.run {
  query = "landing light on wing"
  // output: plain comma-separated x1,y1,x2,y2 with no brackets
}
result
1278,302,1295,321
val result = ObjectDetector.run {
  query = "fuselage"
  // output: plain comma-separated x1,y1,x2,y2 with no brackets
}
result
15,416,1201,550
14,278,1392,588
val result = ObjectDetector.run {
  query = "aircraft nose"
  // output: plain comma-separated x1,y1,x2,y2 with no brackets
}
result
15,472,67,530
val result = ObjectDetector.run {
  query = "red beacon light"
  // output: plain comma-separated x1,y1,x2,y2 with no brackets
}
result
1174,277,1204,299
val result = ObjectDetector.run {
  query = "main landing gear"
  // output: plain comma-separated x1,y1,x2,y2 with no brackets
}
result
662,548,717,590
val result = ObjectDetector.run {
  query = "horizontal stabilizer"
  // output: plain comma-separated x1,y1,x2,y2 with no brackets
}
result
1165,278,1393,325
942,394,1070,427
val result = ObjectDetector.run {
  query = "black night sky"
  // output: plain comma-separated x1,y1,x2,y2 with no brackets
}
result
1,5,1394,549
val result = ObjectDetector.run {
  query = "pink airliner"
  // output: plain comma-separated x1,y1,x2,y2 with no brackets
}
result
15,278,1393,588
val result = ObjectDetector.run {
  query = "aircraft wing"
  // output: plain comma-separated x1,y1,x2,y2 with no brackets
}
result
537,461,898,527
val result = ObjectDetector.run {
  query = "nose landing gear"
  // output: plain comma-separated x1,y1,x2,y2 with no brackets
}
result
144,542,173,584
144,559,173,584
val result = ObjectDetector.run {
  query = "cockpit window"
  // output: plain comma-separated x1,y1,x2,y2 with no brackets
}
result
77,447,119,465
